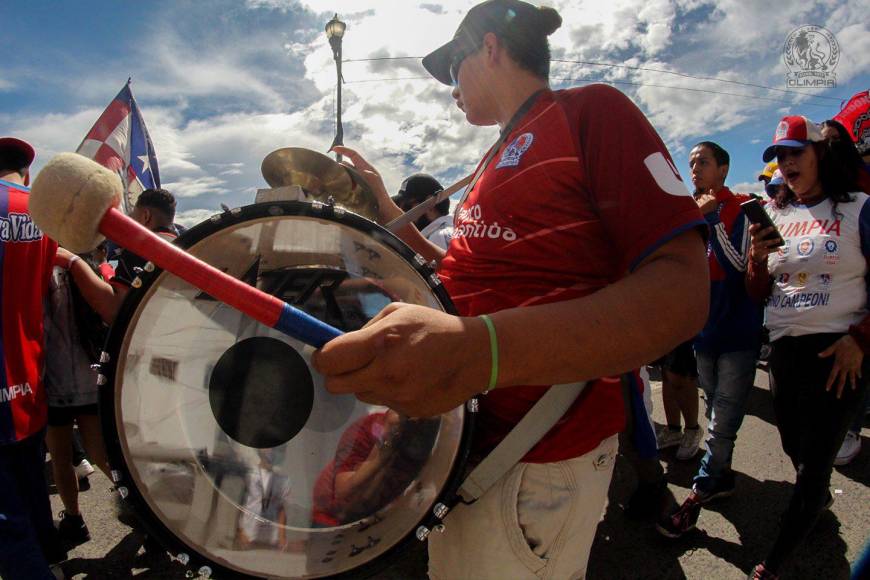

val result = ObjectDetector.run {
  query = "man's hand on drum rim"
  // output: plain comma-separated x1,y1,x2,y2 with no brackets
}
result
312,303,490,417
331,146,403,225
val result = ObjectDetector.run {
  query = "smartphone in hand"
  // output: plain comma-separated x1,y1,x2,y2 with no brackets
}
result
740,198,784,248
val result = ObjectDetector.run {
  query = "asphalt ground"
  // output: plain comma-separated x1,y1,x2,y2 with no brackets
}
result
49,368,869,579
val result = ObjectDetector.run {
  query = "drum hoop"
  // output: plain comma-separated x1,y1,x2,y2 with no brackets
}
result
98,201,476,579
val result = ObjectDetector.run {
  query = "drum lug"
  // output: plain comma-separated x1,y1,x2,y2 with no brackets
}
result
100,351,111,363
428,273,442,287
433,502,450,519
415,525,430,541
434,524,446,534
413,254,427,267
110,470,122,483
143,261,155,273
89,363,101,371
116,486,129,499
97,374,107,386
131,276,143,289
466,398,479,413
196,566,213,578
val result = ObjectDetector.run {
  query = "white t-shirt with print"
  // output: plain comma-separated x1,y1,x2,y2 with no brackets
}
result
419,214,454,251
765,193,870,340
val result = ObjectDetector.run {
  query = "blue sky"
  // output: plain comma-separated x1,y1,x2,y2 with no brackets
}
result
1,0,867,225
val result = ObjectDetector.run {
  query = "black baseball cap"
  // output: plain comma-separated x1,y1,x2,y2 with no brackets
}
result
422,0,560,86
398,173,443,201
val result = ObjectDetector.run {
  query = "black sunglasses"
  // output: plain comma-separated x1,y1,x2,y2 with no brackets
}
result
449,43,481,86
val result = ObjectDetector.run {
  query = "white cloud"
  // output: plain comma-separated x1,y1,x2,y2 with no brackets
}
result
730,181,765,195
163,176,230,199
3,0,865,228
175,208,220,228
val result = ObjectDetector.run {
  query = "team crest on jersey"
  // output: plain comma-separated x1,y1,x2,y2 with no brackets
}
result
796,237,814,258
0,212,43,243
496,133,534,169
820,273,832,286
824,238,839,264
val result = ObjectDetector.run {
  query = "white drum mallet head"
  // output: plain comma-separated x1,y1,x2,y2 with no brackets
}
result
29,152,122,253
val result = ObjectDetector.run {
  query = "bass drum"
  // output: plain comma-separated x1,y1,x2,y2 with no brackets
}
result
99,201,473,579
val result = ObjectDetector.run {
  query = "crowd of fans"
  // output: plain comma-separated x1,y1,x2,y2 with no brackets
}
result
1,89,868,580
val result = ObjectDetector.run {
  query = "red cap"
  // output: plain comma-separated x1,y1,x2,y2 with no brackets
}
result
0,137,36,167
762,116,824,162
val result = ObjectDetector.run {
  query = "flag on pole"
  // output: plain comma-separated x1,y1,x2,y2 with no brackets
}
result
76,79,160,213
833,89,870,155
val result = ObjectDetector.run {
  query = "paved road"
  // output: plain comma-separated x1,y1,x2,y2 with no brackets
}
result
52,368,869,579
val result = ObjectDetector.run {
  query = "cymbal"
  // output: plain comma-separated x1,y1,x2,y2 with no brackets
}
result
260,148,379,220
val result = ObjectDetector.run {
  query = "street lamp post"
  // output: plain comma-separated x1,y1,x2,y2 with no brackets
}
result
325,14,346,162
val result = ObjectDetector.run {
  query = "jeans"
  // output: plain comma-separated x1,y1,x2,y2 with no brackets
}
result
694,349,758,490
764,333,868,571
0,432,61,580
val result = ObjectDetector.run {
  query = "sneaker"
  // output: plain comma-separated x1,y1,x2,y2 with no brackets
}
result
693,473,735,504
748,562,779,580
834,431,861,466
57,510,91,549
655,493,702,538
656,425,683,450
676,426,703,460
74,459,95,480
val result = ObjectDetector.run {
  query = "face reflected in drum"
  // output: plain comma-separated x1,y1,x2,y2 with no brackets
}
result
105,204,467,579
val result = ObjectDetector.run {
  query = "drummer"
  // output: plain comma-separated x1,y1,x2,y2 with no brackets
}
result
59,188,178,324
314,0,709,578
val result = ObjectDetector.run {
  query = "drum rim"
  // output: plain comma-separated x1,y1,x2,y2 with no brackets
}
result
99,201,475,579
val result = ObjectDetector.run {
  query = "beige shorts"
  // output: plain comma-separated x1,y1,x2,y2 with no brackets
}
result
428,434,618,580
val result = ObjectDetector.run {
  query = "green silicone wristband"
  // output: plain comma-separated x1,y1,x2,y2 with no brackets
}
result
479,314,499,391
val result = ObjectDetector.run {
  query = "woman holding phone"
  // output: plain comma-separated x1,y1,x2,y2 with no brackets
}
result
745,115,869,579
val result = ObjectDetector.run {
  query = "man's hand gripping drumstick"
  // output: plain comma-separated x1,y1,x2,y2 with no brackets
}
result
29,153,342,348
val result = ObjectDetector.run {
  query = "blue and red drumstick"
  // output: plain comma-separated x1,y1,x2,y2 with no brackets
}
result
29,153,343,348
100,207,343,347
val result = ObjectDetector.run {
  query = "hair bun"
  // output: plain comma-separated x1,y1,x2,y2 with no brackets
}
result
536,6,562,36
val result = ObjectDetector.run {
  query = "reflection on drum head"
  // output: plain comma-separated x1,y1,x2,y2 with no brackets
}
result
209,336,313,448
102,203,469,579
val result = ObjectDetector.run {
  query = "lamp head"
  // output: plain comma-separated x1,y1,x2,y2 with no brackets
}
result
325,14,346,39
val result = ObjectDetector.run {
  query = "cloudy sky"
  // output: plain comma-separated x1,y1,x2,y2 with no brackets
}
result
2,0,868,226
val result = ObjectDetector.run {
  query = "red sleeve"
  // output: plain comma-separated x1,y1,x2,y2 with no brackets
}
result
570,85,706,272
745,257,772,302
333,414,379,475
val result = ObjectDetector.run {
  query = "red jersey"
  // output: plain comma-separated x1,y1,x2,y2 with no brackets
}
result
439,85,705,463
0,179,57,444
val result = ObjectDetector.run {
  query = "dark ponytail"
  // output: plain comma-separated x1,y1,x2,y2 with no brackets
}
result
501,6,562,79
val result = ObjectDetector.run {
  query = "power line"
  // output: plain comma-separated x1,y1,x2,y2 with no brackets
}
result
342,74,833,109
345,76,431,83
551,59,844,102
549,76,833,108
342,55,844,103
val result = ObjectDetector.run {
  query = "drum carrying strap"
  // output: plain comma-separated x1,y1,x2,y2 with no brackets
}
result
457,381,587,503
